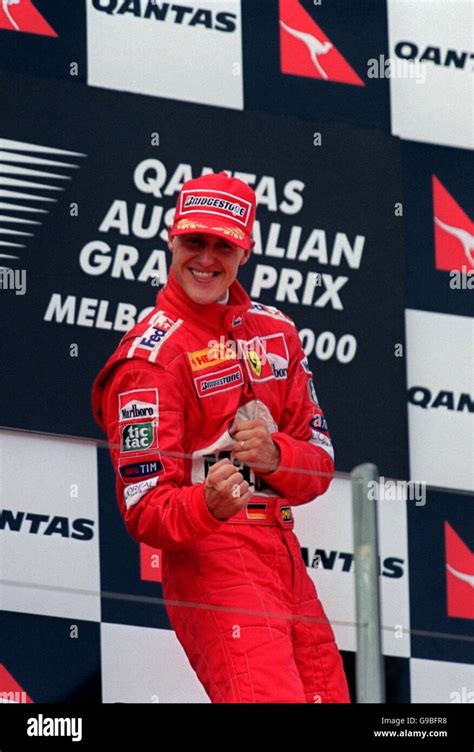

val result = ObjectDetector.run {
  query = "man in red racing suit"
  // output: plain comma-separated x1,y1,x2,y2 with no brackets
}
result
92,172,350,703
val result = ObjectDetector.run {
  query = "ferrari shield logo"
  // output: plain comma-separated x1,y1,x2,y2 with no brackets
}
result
248,350,262,376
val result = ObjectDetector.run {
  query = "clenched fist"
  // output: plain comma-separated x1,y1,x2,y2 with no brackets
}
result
230,418,280,474
204,458,254,521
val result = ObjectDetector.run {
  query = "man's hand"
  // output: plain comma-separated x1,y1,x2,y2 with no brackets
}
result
204,458,253,520
230,418,280,474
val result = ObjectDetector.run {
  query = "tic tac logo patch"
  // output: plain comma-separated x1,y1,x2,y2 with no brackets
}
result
118,388,158,423
188,347,236,372
119,460,163,483
194,364,243,398
120,423,155,453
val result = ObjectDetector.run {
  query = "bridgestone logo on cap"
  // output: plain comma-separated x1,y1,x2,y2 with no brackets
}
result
184,196,245,217
179,189,251,227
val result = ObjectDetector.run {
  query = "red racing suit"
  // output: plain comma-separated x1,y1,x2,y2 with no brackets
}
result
92,267,350,703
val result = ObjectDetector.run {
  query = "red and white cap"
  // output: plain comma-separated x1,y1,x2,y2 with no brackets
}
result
169,172,256,251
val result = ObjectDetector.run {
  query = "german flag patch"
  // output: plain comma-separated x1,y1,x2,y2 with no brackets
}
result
246,503,267,521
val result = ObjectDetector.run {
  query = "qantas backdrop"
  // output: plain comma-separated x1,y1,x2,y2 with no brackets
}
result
0,0,472,705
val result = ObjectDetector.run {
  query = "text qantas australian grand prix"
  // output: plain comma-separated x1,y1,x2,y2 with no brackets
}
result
44,162,365,364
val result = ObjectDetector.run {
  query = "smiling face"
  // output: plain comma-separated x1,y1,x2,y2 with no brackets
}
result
167,233,251,305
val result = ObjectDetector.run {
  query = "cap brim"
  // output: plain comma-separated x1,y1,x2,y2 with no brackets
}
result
170,216,252,251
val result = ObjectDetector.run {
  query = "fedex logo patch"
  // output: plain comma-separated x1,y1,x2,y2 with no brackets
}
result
127,311,182,361
140,325,171,350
